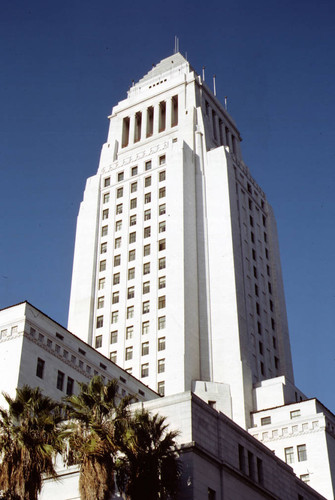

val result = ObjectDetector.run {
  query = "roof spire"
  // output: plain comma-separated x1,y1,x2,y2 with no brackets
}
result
174,36,179,54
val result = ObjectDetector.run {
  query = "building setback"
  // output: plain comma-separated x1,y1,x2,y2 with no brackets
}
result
68,52,293,430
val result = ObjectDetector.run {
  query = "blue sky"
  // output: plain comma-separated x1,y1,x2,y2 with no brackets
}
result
1,0,335,411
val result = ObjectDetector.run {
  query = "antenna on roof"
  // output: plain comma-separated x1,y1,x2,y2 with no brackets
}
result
202,66,205,81
225,96,228,110
213,75,216,96
174,36,179,54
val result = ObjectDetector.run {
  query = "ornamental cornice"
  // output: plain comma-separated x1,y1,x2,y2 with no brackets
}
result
100,140,169,175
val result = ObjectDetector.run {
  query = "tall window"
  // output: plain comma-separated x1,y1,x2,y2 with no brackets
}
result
284,447,294,464
146,108,154,137
56,371,64,391
111,311,118,324
117,187,123,198
112,292,119,304
158,381,165,396
297,444,307,462
171,95,178,126
158,296,166,309
66,377,74,396
96,316,103,328
159,101,166,132
127,306,134,319
125,347,133,361
128,268,135,280
142,342,149,356
141,363,149,377
36,358,45,379
158,359,165,373
134,111,142,142
158,337,165,351
142,321,149,335
143,263,150,275
122,117,130,147
143,301,150,314
110,331,118,344
126,326,134,340
158,316,166,330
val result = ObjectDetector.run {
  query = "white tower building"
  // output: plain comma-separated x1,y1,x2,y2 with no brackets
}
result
68,53,294,428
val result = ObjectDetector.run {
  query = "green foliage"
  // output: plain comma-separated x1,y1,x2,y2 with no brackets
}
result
64,376,133,500
0,386,65,500
116,410,181,500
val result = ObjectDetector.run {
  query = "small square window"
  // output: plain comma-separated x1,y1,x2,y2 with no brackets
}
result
158,316,166,330
116,203,123,214
290,410,301,419
126,326,133,339
111,311,118,323
159,221,166,233
142,321,149,335
159,257,166,270
143,263,150,275
145,176,151,187
158,359,165,373
115,237,121,249
115,220,122,231
145,193,151,204
129,232,136,244
159,204,166,216
131,182,137,193
131,166,138,176
129,250,136,262
102,209,109,220
144,209,151,221
125,347,133,360
142,342,149,356
159,187,166,199
117,187,123,198
127,306,134,319
158,296,166,309
144,244,151,256
130,215,137,226
110,331,118,344
98,278,105,290
144,227,151,238
128,267,135,280
113,273,120,285
112,292,119,304
96,316,103,328
114,255,121,266
158,337,165,351
128,286,135,299
130,198,137,209
143,281,150,294
118,171,124,182
159,155,166,165
141,363,149,377
95,335,102,348
103,192,110,204
158,239,166,251
143,301,150,314
159,170,166,182
110,351,117,363
101,225,108,237
104,177,110,187
100,260,106,272
158,276,166,289
145,160,152,171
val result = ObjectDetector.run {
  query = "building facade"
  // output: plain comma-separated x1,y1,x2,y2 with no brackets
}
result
68,53,293,429
0,301,158,407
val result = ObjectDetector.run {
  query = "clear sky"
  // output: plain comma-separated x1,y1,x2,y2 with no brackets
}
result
1,0,335,411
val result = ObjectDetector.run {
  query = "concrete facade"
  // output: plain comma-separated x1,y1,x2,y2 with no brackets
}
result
0,302,158,407
40,393,326,500
249,378,335,499
68,53,293,430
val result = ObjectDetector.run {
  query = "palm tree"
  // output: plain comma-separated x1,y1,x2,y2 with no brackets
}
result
0,385,65,500
116,410,181,500
65,375,132,500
